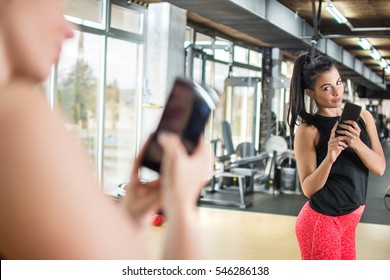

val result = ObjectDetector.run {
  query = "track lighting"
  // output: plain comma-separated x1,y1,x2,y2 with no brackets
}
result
325,1,348,24
357,38,388,71
370,49,381,60
379,58,388,68
358,38,372,51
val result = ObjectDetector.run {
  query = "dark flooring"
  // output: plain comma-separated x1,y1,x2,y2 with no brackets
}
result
199,140,390,226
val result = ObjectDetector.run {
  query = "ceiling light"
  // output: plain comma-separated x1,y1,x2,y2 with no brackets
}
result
325,2,348,24
379,58,388,68
385,66,390,74
358,38,372,50
370,49,381,60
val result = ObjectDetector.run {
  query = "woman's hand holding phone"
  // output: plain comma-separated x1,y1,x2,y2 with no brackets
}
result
336,120,362,150
124,132,212,226
335,102,361,137
130,78,216,223
327,121,348,164
140,78,218,173
158,132,212,216
335,102,362,150
124,136,162,229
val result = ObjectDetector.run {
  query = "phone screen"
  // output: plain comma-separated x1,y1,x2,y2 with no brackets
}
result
336,102,362,137
141,78,218,172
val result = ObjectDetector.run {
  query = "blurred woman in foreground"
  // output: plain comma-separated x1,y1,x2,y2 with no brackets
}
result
0,0,211,259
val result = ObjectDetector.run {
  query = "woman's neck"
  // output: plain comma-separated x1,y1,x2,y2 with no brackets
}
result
316,107,342,117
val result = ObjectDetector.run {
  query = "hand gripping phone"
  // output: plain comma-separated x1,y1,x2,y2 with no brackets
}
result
141,78,219,173
336,102,362,137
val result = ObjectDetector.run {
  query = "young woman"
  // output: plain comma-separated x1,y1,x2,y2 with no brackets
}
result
0,0,211,259
287,52,385,260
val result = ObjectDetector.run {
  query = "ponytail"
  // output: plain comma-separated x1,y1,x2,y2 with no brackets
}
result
287,51,335,141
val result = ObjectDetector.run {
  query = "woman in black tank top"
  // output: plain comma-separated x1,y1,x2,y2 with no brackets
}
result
287,52,386,260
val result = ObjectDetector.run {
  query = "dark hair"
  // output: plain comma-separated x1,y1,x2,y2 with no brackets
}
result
287,51,336,141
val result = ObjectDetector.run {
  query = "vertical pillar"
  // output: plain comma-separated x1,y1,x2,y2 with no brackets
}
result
271,48,283,136
140,3,186,178
259,48,272,152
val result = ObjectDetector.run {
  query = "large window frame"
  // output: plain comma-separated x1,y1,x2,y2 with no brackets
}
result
185,26,264,152
46,0,147,189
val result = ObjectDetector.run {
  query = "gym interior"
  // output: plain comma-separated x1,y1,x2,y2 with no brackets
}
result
56,0,390,259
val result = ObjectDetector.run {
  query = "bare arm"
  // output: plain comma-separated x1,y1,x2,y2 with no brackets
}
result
294,122,347,198
338,109,386,176
0,82,148,259
0,81,212,260
158,134,212,260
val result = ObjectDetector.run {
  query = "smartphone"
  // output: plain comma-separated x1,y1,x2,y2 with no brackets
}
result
336,102,362,137
141,78,219,173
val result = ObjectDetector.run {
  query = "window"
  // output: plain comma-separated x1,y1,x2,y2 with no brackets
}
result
50,1,146,190
234,45,248,64
184,26,194,48
249,50,262,67
57,31,102,168
214,37,231,62
195,33,213,55
104,38,143,187
111,4,144,34
64,0,105,28
232,66,249,77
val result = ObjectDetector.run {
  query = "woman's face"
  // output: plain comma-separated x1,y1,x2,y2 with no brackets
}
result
1,0,74,82
308,67,344,109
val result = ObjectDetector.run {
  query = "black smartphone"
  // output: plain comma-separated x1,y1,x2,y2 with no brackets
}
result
336,102,362,137
141,78,218,173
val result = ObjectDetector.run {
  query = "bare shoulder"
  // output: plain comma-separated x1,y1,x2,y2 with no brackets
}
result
294,123,318,182
359,108,375,126
295,123,318,145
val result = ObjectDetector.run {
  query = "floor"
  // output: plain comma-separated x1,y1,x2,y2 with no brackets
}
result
199,140,390,226
142,140,390,260
142,207,390,260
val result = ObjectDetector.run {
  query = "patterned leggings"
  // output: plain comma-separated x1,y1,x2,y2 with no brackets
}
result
295,202,365,260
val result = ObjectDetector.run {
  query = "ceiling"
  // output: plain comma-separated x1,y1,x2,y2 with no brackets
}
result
277,0,390,82
142,0,390,96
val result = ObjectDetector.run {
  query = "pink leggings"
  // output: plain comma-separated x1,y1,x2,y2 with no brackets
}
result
295,202,365,260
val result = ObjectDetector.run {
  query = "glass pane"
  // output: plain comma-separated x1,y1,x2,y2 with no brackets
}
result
230,87,253,144
234,45,248,64
230,87,244,145
214,63,230,94
246,88,255,142
193,57,203,83
185,26,194,48
204,61,214,143
64,0,104,27
195,33,213,55
249,50,262,67
232,67,249,77
104,38,143,188
249,70,262,77
214,37,231,62
205,60,213,88
281,61,288,76
212,63,230,154
111,4,144,34
57,31,102,170
282,61,294,78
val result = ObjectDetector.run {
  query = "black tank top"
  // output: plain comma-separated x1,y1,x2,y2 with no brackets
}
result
309,114,370,216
